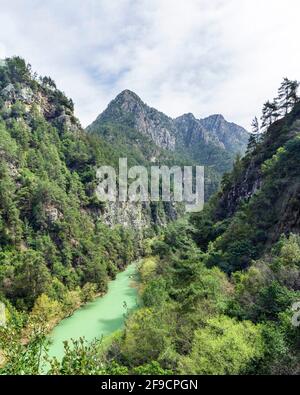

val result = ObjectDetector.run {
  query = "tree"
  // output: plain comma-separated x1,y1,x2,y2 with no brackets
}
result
0,308,49,375
247,117,260,154
46,338,104,375
121,307,175,366
261,100,280,130
28,294,62,332
80,282,97,303
179,316,264,375
5,57,32,83
277,78,299,115
0,250,51,309
251,116,260,134
133,361,172,375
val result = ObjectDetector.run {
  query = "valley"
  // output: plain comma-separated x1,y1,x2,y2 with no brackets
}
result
0,57,299,375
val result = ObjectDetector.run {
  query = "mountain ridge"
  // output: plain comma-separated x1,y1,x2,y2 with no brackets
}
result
87,89,250,197
89,89,249,155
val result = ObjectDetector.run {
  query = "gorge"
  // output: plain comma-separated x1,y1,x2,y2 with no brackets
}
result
0,57,300,376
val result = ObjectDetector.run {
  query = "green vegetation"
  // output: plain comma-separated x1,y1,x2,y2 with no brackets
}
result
0,60,299,375
96,224,299,375
0,57,141,345
87,80,300,375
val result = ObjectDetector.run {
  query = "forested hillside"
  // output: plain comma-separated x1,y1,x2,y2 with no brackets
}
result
31,79,300,376
105,81,300,375
1,58,299,376
0,57,141,315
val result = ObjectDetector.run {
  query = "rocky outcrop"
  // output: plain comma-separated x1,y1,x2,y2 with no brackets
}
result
215,105,300,233
217,161,263,218
174,113,221,148
0,79,81,134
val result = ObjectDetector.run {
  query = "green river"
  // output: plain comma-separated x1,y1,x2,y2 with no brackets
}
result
46,263,139,362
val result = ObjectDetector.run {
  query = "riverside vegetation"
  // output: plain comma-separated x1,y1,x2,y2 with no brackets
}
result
0,58,300,375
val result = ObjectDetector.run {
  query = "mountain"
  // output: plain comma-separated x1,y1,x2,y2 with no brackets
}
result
94,90,177,151
200,114,249,154
0,57,178,312
87,90,249,189
1,57,300,377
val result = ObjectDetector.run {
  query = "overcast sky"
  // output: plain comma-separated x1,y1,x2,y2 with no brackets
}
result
0,0,299,129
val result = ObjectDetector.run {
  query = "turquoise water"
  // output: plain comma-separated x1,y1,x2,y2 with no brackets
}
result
46,263,138,362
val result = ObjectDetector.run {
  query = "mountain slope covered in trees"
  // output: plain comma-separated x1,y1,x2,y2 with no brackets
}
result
87,89,249,198
0,57,143,315
86,81,299,375
37,79,300,376
1,58,299,376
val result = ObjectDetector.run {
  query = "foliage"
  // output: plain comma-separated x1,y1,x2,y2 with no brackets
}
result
0,57,141,313
179,316,264,375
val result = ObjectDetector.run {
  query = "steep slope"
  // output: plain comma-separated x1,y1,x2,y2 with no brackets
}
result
0,57,171,312
192,101,300,272
174,113,233,173
94,89,176,151
107,100,300,376
200,114,249,154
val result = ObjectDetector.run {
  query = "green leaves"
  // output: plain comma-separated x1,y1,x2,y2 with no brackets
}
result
179,316,264,375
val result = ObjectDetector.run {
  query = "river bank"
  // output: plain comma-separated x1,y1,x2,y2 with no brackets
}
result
45,262,139,362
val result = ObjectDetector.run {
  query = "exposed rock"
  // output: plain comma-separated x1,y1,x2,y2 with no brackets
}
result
174,113,223,149
92,90,176,150
1,84,35,105
89,90,249,157
19,86,35,104
55,110,81,133
1,83,16,100
200,114,250,154
45,206,63,223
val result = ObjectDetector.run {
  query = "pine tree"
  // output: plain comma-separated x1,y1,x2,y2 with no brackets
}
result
289,80,300,106
247,117,260,154
251,116,260,134
261,99,281,131
277,78,300,115
271,99,280,121
261,101,274,130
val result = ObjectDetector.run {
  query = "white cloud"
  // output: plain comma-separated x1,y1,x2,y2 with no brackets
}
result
0,0,299,128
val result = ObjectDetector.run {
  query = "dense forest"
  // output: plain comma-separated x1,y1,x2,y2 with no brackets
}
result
0,58,300,375
0,57,143,369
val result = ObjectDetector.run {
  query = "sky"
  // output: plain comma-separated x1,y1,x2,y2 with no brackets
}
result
0,0,299,129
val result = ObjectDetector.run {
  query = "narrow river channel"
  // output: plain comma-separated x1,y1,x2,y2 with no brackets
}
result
46,263,139,362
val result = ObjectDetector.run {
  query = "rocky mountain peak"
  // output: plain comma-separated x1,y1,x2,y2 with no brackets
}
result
116,89,141,100
178,112,196,121
113,89,144,109
88,90,249,163
91,90,177,151
200,114,249,154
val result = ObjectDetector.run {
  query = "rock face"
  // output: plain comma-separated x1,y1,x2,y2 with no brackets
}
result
0,82,81,134
174,113,221,148
214,104,300,246
92,90,176,150
88,90,249,171
99,200,179,229
200,114,250,154
0,61,178,231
